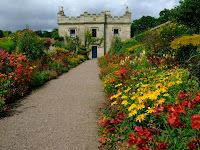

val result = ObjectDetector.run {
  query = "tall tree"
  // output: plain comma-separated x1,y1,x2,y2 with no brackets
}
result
43,31,51,38
50,28,59,39
0,30,3,38
3,31,12,37
171,0,200,33
131,16,157,37
158,8,172,24
35,30,43,37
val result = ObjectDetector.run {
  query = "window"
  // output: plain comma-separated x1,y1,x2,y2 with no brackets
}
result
70,29,75,38
114,29,119,37
92,29,97,37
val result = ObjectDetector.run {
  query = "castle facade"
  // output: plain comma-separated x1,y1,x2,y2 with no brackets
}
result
57,7,131,58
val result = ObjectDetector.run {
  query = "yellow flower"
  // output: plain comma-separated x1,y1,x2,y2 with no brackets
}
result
131,95,138,100
136,113,147,122
122,100,129,106
115,83,122,88
160,87,167,93
148,93,157,100
168,82,175,87
157,98,165,105
136,103,145,110
155,83,162,88
124,88,131,93
129,109,137,117
176,81,183,84
128,104,137,111
163,93,169,97
110,92,122,100
146,107,155,114
111,101,117,106
121,95,127,99
29,67,33,69
136,83,140,87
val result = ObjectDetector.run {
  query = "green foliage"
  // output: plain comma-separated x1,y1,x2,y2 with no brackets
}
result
143,23,188,57
52,41,65,48
43,30,51,38
171,0,200,33
29,72,45,88
64,35,79,52
50,29,58,38
78,45,88,56
48,60,65,72
84,29,103,49
0,30,3,38
3,31,12,37
16,30,46,62
55,36,64,41
108,37,123,55
35,30,43,37
0,38,16,53
29,71,57,88
131,16,158,37
108,38,139,56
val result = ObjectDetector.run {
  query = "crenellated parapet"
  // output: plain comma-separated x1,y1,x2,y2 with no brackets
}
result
57,7,131,25
58,11,105,24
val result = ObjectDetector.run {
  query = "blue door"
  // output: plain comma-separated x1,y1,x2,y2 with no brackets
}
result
92,46,97,59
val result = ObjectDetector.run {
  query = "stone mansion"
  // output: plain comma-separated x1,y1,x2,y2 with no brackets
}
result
57,6,131,59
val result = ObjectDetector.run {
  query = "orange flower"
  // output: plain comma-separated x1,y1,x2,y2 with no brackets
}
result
101,136,106,143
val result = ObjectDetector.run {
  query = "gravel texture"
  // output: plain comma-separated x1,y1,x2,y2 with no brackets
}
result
0,60,105,150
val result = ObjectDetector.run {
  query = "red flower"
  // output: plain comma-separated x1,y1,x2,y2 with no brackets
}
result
187,141,198,150
119,67,127,76
128,133,137,146
167,112,184,128
176,104,186,114
110,79,115,83
167,112,179,124
155,142,168,150
191,114,200,130
178,91,185,99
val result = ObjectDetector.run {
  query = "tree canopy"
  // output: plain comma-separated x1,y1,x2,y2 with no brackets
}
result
171,0,200,33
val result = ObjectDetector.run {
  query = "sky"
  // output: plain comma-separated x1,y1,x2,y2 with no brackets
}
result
0,0,180,32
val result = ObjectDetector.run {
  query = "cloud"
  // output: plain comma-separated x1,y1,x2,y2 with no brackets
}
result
0,0,180,32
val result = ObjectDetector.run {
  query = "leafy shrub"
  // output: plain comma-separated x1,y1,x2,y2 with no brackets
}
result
0,37,16,53
171,34,200,78
76,54,86,61
54,36,64,41
108,37,123,56
29,72,45,88
52,41,65,48
16,30,46,62
48,59,65,72
44,39,52,50
109,38,140,56
68,57,79,67
143,23,188,57
55,47,69,54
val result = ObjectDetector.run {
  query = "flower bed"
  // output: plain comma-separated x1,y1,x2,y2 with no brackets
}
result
0,30,86,116
98,52,200,149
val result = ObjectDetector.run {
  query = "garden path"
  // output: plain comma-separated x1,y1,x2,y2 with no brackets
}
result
0,60,104,150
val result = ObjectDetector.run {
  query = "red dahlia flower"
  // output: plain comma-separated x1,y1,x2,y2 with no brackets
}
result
155,142,168,150
187,141,198,150
191,114,200,130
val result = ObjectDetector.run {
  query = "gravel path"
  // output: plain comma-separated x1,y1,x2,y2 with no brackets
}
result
0,60,104,150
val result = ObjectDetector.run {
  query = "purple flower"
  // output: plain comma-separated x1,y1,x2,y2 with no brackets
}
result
0,48,3,53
